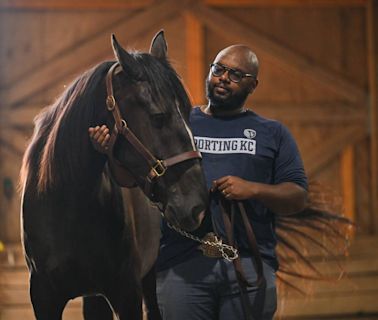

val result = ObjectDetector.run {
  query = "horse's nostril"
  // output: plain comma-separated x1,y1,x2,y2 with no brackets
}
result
192,205,206,225
197,210,205,225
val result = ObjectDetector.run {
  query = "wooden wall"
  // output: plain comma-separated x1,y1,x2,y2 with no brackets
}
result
0,0,377,319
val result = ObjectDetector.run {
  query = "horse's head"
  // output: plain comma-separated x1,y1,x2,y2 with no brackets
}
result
104,31,208,231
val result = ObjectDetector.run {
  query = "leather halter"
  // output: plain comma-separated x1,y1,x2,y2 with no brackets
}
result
104,62,202,198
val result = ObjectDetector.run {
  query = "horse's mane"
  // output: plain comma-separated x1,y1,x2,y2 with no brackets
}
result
20,61,113,193
20,53,192,194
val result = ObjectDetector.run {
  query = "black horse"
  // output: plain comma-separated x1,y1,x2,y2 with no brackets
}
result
20,31,208,320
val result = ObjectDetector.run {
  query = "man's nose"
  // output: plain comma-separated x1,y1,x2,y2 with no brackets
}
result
219,70,230,82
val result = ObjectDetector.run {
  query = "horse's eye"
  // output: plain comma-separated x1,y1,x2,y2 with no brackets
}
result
151,113,169,128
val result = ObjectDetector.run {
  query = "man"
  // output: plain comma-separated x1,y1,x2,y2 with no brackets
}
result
89,44,307,320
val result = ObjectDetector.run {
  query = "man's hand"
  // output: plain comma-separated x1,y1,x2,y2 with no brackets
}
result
213,176,307,215
88,125,110,154
212,176,255,200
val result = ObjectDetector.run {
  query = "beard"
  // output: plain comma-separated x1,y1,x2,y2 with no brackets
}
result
205,78,249,111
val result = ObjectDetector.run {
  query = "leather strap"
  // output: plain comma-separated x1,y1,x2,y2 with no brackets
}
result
220,198,266,320
103,62,202,200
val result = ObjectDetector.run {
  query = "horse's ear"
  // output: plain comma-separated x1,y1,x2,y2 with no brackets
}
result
111,34,142,79
149,30,167,59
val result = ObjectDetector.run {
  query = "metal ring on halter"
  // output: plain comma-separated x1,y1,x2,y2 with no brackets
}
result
106,95,116,111
121,119,128,128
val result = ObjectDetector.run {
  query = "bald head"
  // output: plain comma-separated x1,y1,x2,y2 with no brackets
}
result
214,45,259,78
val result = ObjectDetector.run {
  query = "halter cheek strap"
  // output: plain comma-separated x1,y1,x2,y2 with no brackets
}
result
104,62,202,197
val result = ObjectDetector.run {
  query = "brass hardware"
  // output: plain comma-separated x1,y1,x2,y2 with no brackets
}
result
151,160,167,177
106,95,116,111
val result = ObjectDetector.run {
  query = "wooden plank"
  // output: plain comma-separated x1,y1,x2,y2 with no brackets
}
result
0,105,42,130
0,137,24,157
205,0,367,7
0,244,27,268
0,302,82,320
340,145,356,223
281,256,378,277
3,101,367,128
282,274,378,298
5,274,376,306
1,269,28,287
367,0,378,234
355,138,372,234
189,2,366,104
1,0,191,109
184,12,205,106
252,102,368,124
304,126,367,178
0,0,151,10
1,0,366,9
0,128,30,157
279,293,378,317
0,287,82,306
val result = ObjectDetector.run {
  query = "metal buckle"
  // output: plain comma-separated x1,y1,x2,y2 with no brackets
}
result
106,95,116,111
151,160,166,177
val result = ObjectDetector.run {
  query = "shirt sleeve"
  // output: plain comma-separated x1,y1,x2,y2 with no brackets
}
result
273,124,308,190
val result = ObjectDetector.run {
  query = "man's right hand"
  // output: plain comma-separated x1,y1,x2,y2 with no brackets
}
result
88,125,110,154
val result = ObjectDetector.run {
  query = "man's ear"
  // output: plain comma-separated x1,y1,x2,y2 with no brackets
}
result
249,79,258,94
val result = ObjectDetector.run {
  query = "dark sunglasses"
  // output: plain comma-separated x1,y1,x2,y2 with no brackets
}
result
210,63,256,83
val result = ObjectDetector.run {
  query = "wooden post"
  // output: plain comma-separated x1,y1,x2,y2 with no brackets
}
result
367,0,378,234
0,0,151,10
184,12,205,106
205,0,366,7
340,145,356,227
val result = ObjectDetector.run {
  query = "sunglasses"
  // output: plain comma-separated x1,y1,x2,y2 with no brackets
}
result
210,63,256,83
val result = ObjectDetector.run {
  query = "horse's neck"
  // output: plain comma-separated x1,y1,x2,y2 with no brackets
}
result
124,187,161,276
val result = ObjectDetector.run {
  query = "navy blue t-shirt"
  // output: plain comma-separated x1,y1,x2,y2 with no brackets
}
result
156,107,307,271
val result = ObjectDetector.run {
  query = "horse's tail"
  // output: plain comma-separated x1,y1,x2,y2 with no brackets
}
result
275,181,354,295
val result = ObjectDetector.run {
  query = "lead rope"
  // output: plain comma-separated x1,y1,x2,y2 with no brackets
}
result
220,199,267,320
166,195,266,320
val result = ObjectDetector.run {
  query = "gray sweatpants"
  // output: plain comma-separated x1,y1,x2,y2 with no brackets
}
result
156,255,277,320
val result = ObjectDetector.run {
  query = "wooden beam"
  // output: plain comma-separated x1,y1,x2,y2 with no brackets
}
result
205,0,367,7
1,0,191,109
185,12,205,106
367,0,378,234
0,136,25,157
2,0,364,10
189,2,367,104
0,101,366,132
252,102,368,124
0,105,42,129
0,0,151,10
340,145,356,225
305,126,367,178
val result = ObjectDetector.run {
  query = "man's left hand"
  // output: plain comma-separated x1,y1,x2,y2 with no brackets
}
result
212,176,255,200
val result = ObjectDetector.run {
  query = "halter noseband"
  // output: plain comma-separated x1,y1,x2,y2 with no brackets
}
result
104,62,202,197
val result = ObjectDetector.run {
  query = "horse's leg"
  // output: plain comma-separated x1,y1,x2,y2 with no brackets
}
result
106,286,143,320
142,267,162,320
83,296,114,320
30,272,68,320
106,262,143,320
